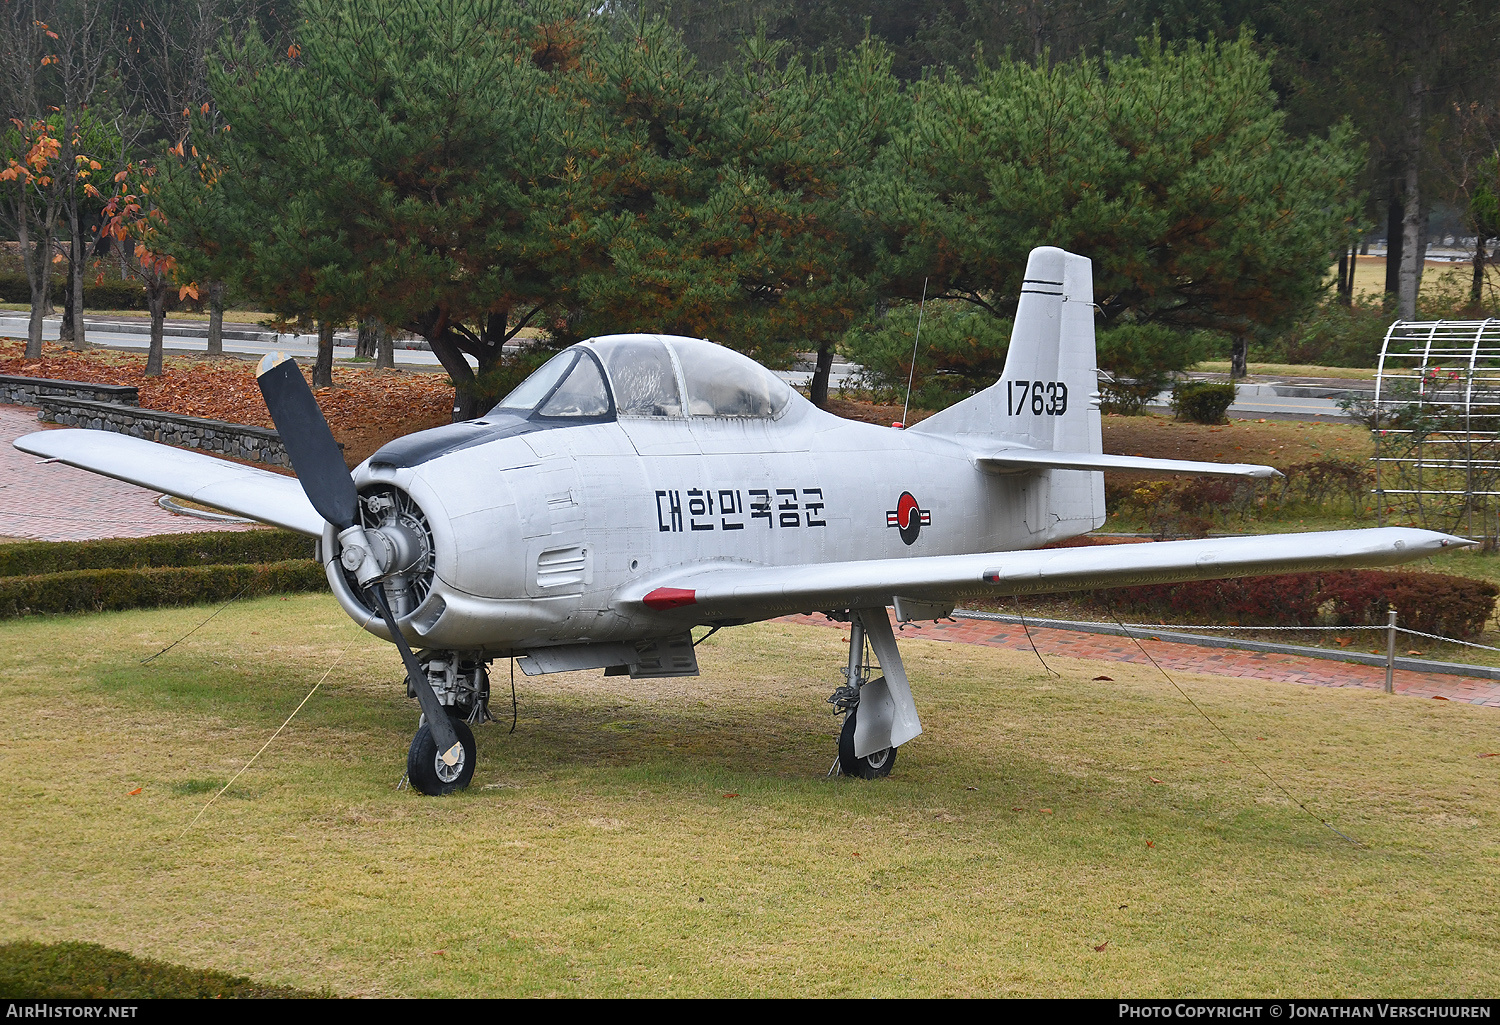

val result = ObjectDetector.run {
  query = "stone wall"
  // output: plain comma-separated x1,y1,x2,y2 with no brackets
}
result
0,374,138,407
35,397,296,467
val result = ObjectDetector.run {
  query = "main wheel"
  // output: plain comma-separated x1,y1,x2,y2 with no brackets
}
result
838,706,896,780
406,715,477,795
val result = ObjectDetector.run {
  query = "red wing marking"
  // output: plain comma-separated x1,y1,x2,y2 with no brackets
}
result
644,587,697,611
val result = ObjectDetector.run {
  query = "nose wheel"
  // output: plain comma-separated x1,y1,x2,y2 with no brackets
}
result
407,715,477,795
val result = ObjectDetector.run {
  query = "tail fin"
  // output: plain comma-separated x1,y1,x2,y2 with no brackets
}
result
910,246,1100,455
911,246,1103,540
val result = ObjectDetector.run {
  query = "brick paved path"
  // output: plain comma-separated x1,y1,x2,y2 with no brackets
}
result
783,612,1500,708
0,406,251,541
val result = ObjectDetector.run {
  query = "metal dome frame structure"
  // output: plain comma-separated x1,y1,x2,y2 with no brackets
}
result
1373,319,1500,546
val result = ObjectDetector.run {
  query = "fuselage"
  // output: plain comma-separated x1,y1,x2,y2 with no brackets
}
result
324,390,1103,652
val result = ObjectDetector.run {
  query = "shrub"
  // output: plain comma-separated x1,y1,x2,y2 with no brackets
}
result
1257,300,1391,368
0,530,314,577
1171,381,1236,424
1111,459,1371,532
1284,459,1371,513
1096,323,1216,415
0,560,327,619
1089,570,1497,639
0,941,316,998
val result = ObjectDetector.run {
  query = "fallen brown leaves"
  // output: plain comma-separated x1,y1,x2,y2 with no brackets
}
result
1,340,454,464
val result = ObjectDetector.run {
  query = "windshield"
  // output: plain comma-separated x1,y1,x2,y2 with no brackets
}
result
490,348,613,419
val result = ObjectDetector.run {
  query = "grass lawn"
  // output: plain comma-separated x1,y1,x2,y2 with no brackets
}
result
1,595,1497,997
1191,362,1376,381
1330,256,1500,301
1103,414,1373,467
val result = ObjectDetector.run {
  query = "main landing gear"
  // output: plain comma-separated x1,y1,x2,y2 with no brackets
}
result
826,609,922,778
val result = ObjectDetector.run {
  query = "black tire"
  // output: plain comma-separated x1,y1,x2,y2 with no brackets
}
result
406,715,477,796
838,705,897,780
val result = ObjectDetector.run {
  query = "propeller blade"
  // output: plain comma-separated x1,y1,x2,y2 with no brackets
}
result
368,584,464,767
256,353,357,529
258,357,459,768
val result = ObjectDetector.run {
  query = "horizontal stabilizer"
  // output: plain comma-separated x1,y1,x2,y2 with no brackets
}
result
977,449,1281,479
619,527,1470,623
14,429,324,536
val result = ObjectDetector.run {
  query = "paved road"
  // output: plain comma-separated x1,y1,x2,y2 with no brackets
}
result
1148,381,1357,422
786,611,1500,706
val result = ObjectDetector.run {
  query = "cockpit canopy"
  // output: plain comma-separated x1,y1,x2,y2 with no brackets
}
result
490,334,793,421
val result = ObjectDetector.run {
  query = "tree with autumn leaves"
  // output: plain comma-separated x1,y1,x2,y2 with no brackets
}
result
99,159,197,375
0,118,66,358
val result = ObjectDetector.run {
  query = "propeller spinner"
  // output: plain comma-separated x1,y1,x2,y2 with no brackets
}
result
255,353,466,776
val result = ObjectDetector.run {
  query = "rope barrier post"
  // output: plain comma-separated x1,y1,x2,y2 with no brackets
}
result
1385,607,1398,694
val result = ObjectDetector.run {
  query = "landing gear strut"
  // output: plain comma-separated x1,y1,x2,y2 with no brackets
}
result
828,610,917,778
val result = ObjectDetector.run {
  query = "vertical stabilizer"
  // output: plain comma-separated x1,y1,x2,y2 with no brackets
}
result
910,246,1104,539
910,246,1100,453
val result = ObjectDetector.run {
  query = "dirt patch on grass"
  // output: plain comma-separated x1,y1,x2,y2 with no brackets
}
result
1102,413,1371,467
1101,413,1373,492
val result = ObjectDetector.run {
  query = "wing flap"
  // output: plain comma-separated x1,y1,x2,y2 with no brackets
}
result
976,449,1281,478
621,527,1469,621
14,429,324,536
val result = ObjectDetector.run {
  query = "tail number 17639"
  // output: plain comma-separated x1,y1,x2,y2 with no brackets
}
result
1007,380,1068,416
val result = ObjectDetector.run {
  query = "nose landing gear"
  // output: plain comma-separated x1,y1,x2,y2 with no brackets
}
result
402,651,491,795
407,715,477,795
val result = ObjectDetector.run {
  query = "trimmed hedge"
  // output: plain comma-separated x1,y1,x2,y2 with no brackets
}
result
1090,570,1498,640
0,941,317,998
0,529,313,577
0,559,327,618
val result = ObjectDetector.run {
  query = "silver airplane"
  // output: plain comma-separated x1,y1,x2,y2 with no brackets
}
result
16,247,1469,794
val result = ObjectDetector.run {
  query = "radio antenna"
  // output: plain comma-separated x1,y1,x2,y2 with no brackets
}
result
900,277,929,428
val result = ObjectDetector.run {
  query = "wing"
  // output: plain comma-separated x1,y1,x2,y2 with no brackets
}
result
14,429,324,536
976,449,1280,478
618,527,1470,621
